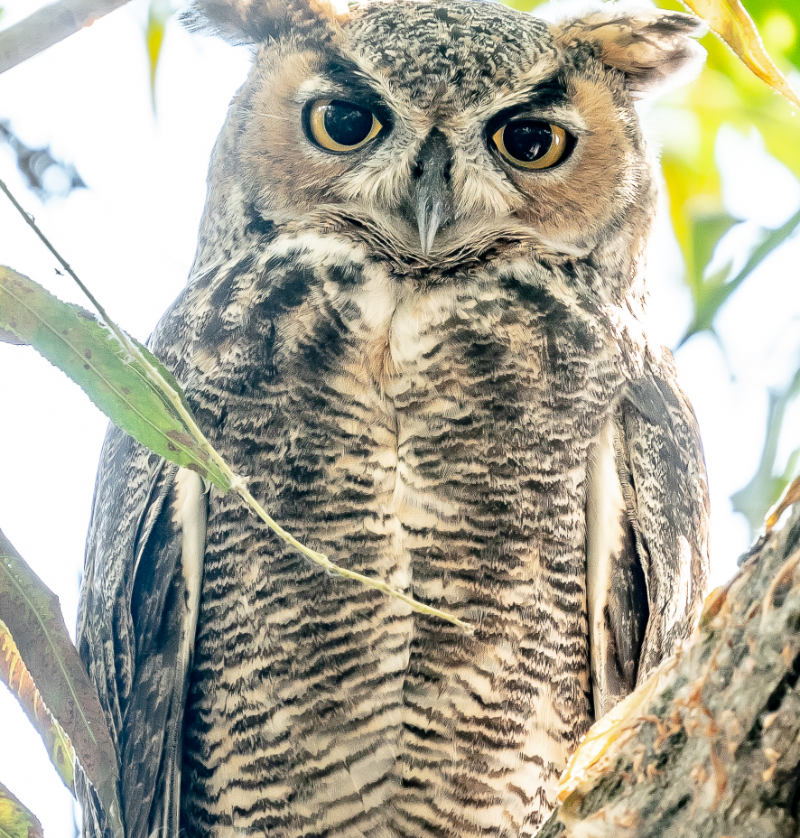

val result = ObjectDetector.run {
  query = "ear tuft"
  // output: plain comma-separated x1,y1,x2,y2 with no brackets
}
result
553,10,707,99
181,0,344,46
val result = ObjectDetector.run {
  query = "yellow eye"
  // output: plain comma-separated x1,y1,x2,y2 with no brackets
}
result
491,120,570,170
308,98,383,153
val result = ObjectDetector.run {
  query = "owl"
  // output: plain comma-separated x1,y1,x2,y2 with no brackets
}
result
76,1,710,836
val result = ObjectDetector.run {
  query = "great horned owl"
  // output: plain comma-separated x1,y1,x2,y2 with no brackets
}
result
77,1,710,836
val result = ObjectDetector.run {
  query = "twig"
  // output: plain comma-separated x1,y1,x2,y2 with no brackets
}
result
0,176,475,634
0,0,132,75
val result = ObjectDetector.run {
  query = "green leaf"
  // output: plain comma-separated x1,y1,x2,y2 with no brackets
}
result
0,782,43,838
0,528,123,836
680,204,800,344
0,618,75,791
732,363,800,532
687,210,740,298
0,265,473,629
0,266,231,491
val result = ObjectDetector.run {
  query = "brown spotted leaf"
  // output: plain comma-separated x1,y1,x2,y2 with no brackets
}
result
0,528,123,835
0,782,43,838
0,618,74,790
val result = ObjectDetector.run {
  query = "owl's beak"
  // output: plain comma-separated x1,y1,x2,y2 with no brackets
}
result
412,129,452,256
417,191,445,256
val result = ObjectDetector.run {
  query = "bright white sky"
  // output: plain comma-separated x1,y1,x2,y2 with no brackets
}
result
0,1,799,835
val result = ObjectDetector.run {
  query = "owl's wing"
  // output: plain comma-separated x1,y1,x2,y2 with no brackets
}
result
76,424,207,838
586,348,710,718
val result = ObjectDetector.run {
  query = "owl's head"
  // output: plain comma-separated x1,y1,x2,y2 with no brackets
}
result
186,0,705,279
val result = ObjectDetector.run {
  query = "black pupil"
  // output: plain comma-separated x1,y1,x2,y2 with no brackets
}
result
324,101,373,147
503,121,553,162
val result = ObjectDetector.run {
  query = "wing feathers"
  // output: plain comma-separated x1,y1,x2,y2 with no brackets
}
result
622,352,710,679
77,425,208,838
123,466,207,838
586,413,648,718
160,468,207,838
587,348,710,717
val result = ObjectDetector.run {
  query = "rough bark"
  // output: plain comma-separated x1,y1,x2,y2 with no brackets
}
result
540,498,800,838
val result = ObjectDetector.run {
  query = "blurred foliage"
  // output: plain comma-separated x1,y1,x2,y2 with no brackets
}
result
146,0,174,108
657,0,800,308
655,0,800,532
732,365,800,532
679,205,800,344
0,120,85,199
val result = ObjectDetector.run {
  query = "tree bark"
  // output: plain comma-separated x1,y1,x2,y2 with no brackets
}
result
539,499,800,838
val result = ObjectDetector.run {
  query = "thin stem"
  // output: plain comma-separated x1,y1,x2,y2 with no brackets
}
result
236,484,475,632
0,177,116,329
0,176,473,633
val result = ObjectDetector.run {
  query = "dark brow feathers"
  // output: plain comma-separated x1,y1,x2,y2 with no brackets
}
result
317,57,396,126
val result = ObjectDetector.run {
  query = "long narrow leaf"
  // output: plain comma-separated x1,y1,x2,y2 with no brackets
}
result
0,619,74,790
682,0,800,107
0,528,123,836
0,267,231,491
0,782,43,838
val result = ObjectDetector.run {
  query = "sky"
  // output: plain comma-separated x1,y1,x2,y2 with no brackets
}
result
0,0,799,835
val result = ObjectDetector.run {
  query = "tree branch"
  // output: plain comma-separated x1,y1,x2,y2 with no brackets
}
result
0,0,132,75
539,498,800,837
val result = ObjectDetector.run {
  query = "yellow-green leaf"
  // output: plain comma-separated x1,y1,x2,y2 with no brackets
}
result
0,619,75,791
681,0,800,106
0,782,43,838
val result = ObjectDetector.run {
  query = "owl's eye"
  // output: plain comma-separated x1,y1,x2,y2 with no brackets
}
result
491,120,572,170
307,99,383,153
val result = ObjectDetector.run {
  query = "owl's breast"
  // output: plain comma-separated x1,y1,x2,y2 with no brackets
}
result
180,243,628,838
378,273,623,832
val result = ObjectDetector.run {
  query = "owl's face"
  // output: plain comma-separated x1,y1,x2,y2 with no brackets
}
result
190,0,704,280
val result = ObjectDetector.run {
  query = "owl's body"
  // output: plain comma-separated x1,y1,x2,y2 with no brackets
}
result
77,2,710,837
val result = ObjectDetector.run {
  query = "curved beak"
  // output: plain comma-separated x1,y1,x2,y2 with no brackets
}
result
411,129,452,256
